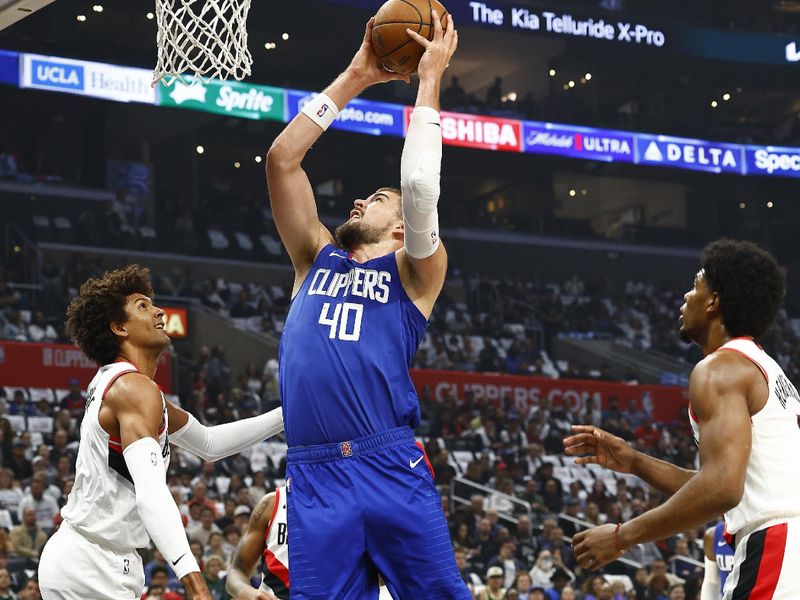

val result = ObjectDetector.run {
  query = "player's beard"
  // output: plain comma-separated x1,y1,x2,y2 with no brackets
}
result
334,218,390,251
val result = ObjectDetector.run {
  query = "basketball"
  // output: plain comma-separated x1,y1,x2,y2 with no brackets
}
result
372,0,449,75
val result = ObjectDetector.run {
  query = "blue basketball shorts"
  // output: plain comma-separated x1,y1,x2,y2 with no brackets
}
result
285,426,471,600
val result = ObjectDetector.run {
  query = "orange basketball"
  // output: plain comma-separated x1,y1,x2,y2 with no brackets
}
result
371,0,449,75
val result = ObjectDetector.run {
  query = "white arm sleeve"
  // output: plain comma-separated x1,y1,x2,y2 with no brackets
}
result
123,437,199,580
401,105,442,259
700,556,721,600
169,407,284,461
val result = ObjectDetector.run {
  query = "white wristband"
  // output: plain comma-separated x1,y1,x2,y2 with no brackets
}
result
301,92,340,131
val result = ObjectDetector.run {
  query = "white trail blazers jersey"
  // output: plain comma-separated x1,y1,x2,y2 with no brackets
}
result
689,338,800,534
60,361,170,551
260,485,289,598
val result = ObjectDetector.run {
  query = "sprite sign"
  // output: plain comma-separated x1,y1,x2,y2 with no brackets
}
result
156,77,285,121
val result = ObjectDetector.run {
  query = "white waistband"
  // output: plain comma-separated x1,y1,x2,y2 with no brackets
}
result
733,513,800,544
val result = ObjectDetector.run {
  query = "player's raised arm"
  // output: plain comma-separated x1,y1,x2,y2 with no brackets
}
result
267,18,409,286
106,374,212,600
226,493,279,600
397,11,458,317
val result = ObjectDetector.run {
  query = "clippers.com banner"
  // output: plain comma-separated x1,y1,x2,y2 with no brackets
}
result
0,341,173,392
411,369,688,423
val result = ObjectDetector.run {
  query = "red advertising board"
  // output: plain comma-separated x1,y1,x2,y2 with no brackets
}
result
411,369,688,424
0,341,173,393
404,107,523,152
162,307,188,339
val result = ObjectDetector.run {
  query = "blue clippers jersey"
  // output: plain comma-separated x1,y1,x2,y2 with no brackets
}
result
279,245,428,447
714,521,734,594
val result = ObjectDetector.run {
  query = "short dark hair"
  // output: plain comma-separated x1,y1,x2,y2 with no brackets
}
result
65,265,154,365
701,239,785,339
151,565,168,579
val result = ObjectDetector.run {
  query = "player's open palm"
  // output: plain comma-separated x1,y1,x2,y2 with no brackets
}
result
563,425,637,473
406,10,458,83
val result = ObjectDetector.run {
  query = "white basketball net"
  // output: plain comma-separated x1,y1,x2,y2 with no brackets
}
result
153,0,253,87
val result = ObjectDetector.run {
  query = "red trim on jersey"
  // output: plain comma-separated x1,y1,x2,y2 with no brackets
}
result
688,404,699,423
750,522,787,599
415,440,435,479
718,348,769,384
100,368,139,404
264,548,290,588
108,436,123,454
264,487,281,543
722,521,734,547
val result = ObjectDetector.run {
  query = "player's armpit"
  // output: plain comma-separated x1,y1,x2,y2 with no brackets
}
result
226,493,276,597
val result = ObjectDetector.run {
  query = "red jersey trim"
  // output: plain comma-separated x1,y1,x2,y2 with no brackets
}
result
718,348,769,385
264,548,290,588
415,440,435,479
265,487,281,543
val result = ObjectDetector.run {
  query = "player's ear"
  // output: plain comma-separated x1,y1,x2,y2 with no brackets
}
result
707,291,721,316
392,220,404,241
109,320,128,339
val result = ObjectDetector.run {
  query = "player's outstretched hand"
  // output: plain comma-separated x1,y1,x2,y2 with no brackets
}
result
406,10,458,84
347,18,412,86
234,588,280,600
563,425,637,474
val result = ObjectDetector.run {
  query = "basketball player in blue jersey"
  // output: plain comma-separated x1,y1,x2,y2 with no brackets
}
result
701,521,734,600
266,10,469,600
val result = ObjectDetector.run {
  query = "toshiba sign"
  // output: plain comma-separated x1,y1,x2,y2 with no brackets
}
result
162,307,188,338
404,107,522,152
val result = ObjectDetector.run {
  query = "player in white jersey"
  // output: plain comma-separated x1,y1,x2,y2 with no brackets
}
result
37,266,284,600
564,239,800,599
226,484,396,600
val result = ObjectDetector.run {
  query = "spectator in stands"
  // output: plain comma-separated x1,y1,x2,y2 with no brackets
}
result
26,312,56,343
5,444,30,488
486,77,504,110
9,509,46,560
143,549,179,589
0,531,13,557
542,528,576,571
582,574,607,600
0,470,22,521
17,578,40,600
16,476,58,532
186,481,217,517
646,574,670,600
0,280,21,311
1,313,27,342
0,567,17,600
201,555,226,598
487,540,526,590
188,506,221,547
57,379,86,421
545,567,573,600
442,76,467,109
478,565,507,600
143,566,184,600
6,393,31,418
52,409,78,443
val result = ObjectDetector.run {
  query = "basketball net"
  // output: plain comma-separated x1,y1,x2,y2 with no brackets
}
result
152,0,253,87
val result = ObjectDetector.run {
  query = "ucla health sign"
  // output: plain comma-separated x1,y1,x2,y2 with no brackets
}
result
21,53,155,104
157,77,284,121
523,122,634,163
635,134,742,175
286,90,403,136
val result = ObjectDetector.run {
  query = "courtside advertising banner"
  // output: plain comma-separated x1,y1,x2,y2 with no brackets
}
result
635,133,743,175
157,77,285,121
522,121,635,163
287,89,404,136
744,144,800,178
0,340,173,392
0,50,18,86
21,53,155,104
409,109,522,152
411,369,688,424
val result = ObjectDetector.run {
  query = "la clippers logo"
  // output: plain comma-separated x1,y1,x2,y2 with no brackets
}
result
317,104,329,118
340,441,353,457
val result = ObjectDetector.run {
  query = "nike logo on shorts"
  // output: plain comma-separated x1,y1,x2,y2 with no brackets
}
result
410,456,424,468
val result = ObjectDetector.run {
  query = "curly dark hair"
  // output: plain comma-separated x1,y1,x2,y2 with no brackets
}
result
701,239,785,339
65,265,154,365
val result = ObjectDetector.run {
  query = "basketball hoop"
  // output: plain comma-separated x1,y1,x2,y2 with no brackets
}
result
152,0,253,87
